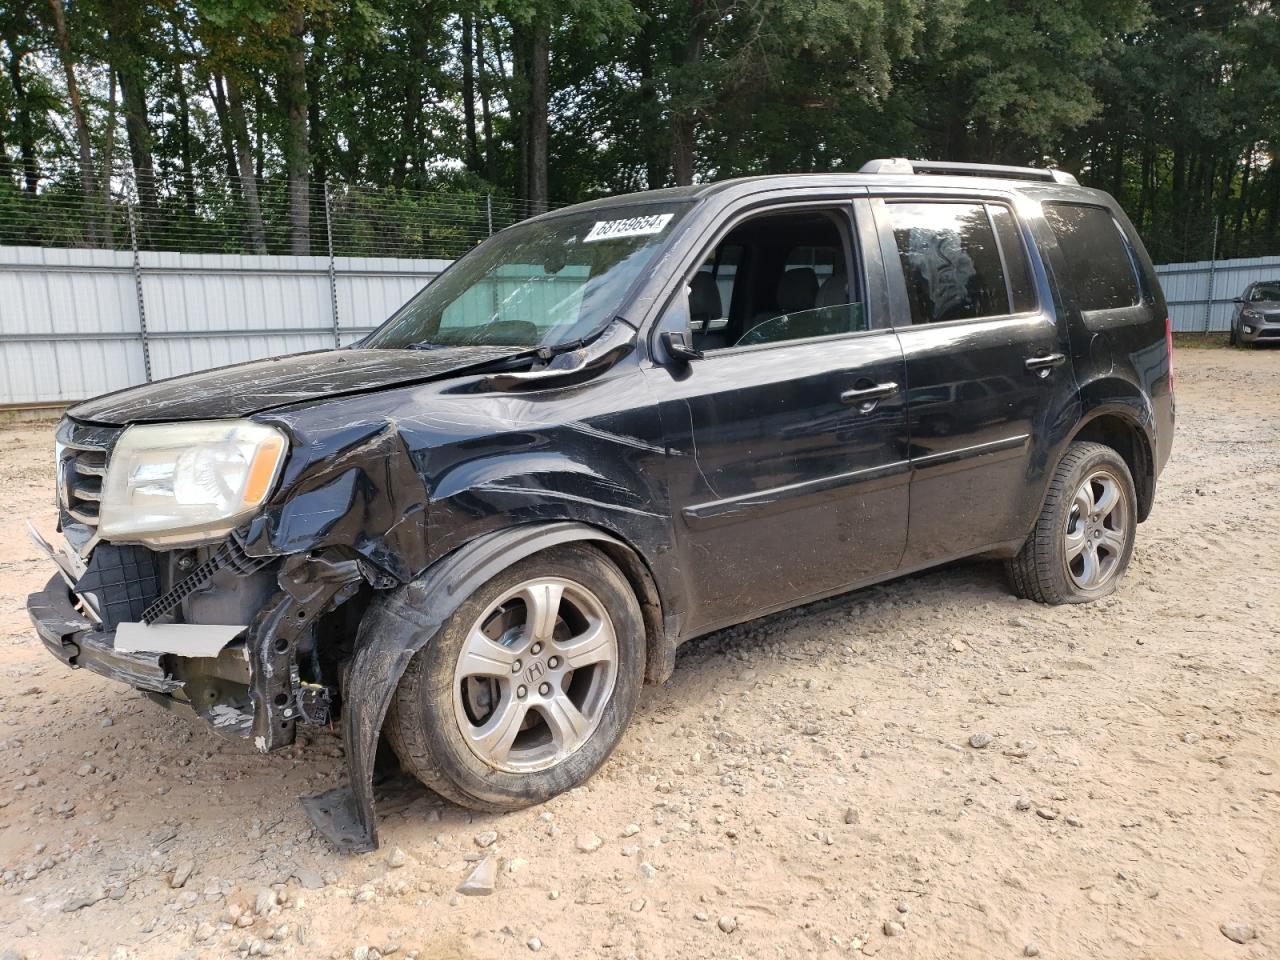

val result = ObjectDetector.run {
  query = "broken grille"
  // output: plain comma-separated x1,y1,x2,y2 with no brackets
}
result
56,419,120,533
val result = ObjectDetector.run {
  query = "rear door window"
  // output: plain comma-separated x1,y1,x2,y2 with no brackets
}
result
1042,203,1141,312
883,201,1012,324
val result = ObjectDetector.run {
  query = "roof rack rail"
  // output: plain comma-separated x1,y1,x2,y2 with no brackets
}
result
859,158,1079,186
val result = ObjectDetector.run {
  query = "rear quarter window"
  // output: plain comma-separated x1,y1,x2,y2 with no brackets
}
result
1043,203,1142,312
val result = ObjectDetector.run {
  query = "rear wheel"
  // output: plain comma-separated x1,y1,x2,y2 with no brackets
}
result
1006,441,1137,604
386,544,645,811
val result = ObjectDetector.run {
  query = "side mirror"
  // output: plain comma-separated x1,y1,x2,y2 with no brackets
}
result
1233,296,1244,303
661,330,703,364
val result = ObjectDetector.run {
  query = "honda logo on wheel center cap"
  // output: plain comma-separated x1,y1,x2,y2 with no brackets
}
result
524,661,545,685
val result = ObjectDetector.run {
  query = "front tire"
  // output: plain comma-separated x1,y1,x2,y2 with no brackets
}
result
386,544,645,811
1006,441,1137,605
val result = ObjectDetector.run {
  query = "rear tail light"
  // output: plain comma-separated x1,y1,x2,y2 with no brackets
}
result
1165,316,1174,394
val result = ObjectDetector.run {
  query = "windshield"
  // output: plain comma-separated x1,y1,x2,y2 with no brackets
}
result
1249,283,1280,302
364,202,691,349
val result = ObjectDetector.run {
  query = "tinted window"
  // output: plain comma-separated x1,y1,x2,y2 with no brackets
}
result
885,202,1010,324
989,204,1037,314
1043,203,1141,312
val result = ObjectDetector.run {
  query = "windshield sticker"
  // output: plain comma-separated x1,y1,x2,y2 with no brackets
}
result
583,213,674,243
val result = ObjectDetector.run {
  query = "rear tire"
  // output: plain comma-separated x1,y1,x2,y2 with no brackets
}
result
386,544,645,811
1005,441,1137,605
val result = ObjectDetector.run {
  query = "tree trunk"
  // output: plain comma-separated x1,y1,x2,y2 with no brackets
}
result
1232,145,1253,255
1170,143,1186,256
462,13,481,173
1264,148,1279,242
103,71,118,239
225,73,268,254
168,13,195,220
636,5,665,189
5,35,39,193
48,0,100,241
394,13,429,188
1110,134,1124,204
175,66,195,219
668,0,711,186
670,113,695,187
254,81,265,181
1137,144,1154,232
280,6,311,254
527,21,549,210
116,60,156,211
210,75,240,186
307,26,327,188
510,25,531,202
944,81,971,163
477,18,497,183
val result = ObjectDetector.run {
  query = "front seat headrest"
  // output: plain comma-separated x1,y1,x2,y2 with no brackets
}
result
777,268,818,314
815,273,848,308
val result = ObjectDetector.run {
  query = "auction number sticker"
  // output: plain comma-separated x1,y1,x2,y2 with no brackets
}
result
583,213,674,243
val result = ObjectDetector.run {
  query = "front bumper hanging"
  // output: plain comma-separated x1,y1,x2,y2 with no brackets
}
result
29,522,623,854
28,573,184,695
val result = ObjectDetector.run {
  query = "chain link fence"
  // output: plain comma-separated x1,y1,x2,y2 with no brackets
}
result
0,161,559,410
0,161,550,259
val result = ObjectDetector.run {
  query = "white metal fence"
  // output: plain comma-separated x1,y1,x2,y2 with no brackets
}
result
0,245,448,407
1157,254,1280,333
3,245,1277,410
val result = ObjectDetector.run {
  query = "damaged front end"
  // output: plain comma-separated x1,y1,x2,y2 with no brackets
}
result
28,417,374,778
28,320,667,854
27,531,371,751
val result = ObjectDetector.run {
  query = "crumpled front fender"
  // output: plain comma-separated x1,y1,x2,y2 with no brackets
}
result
300,520,627,853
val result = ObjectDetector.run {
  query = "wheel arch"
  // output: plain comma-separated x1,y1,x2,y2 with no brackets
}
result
1067,406,1156,522
424,518,673,685
300,520,672,853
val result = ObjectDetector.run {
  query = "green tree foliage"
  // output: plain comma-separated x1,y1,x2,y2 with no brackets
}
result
0,0,1277,260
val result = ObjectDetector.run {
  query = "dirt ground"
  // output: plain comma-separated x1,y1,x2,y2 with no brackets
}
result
0,346,1276,960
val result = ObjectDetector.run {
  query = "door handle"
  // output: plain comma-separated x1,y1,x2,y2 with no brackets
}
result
1025,353,1067,372
840,382,899,405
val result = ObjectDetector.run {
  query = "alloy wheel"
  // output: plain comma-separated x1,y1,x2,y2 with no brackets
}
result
451,577,618,773
1063,469,1130,590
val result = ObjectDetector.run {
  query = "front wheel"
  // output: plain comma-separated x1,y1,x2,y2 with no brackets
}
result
386,544,645,811
1005,441,1137,604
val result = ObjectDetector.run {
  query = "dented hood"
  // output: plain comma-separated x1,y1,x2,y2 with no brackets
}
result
67,346,520,425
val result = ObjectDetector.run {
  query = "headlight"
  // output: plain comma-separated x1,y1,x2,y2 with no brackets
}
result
1241,308,1261,319
99,420,288,546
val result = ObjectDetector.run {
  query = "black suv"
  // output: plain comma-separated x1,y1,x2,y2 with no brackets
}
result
28,159,1175,850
